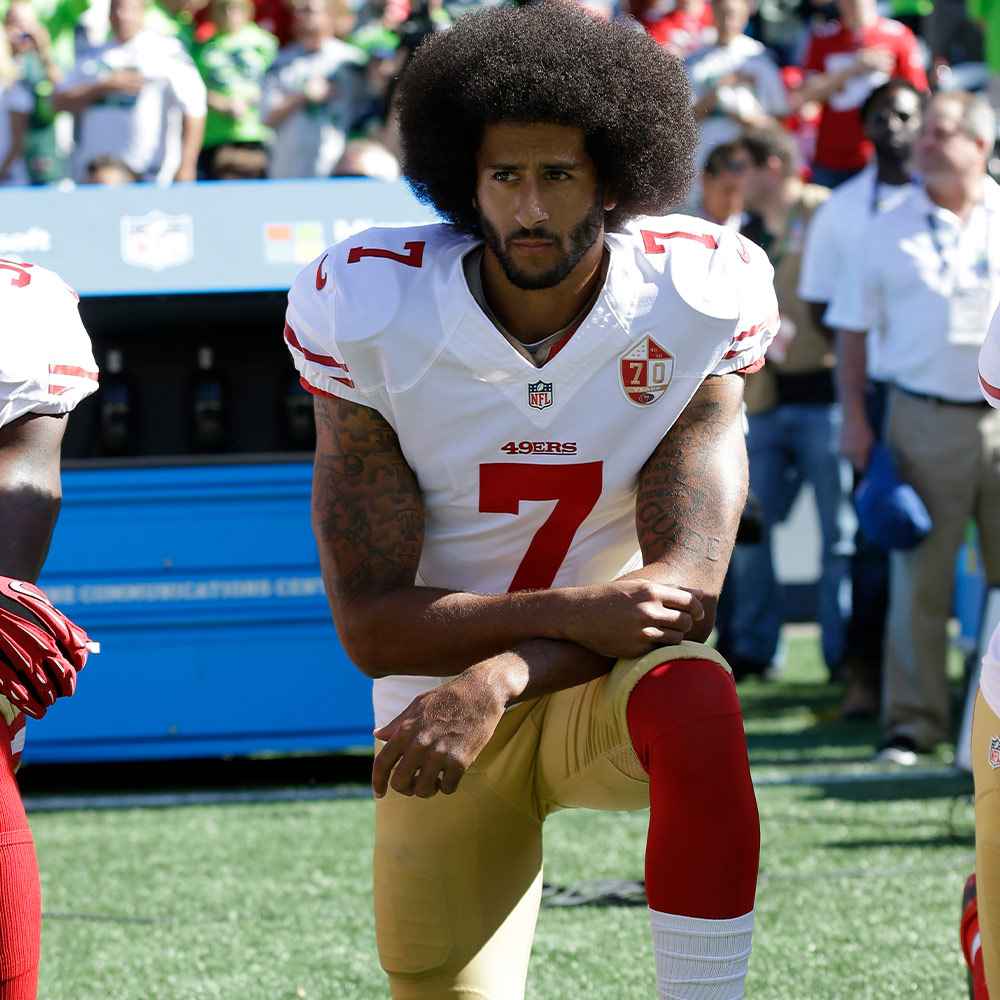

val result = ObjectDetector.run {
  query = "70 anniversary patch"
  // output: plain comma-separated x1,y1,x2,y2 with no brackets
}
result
620,335,673,406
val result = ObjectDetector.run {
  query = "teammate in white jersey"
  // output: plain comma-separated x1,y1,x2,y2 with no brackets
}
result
0,259,98,1000
286,6,778,997
962,305,1000,1000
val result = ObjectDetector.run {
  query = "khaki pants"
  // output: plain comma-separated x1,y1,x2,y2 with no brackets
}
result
373,642,732,999
973,690,1000,991
883,389,1000,748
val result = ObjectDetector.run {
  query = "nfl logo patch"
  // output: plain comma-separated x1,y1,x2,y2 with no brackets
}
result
528,381,553,410
619,335,674,406
990,737,1000,770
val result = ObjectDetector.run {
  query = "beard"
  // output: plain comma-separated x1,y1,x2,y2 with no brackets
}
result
480,195,605,291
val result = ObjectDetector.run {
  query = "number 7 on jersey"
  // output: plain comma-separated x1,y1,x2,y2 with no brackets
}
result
479,462,603,592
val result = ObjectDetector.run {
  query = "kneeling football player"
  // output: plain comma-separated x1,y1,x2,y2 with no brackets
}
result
286,5,777,997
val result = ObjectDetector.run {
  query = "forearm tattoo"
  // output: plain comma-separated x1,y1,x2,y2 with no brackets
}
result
636,377,746,570
312,397,424,600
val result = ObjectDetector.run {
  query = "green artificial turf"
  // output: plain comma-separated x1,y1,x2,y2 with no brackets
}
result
27,630,977,999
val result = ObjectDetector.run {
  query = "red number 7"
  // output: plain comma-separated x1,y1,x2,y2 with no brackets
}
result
479,462,603,592
346,241,425,268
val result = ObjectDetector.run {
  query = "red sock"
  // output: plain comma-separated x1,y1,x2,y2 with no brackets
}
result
626,658,760,918
962,877,991,1000
0,718,40,999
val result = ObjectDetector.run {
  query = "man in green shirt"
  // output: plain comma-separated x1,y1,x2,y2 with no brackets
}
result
194,0,276,177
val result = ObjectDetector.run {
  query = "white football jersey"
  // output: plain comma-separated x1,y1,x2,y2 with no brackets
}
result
0,260,98,430
286,218,778,724
979,308,1000,718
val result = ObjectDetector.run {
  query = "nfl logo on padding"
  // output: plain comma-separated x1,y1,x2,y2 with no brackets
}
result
990,737,1000,769
528,381,553,410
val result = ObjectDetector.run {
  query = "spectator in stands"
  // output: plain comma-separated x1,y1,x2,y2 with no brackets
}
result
799,78,925,720
261,0,365,178
692,138,753,226
716,126,851,681
84,152,140,183
631,0,715,57
195,0,276,179
333,136,398,179
6,0,66,184
0,24,32,185
54,0,207,183
795,0,927,188
687,0,787,173
827,91,1000,765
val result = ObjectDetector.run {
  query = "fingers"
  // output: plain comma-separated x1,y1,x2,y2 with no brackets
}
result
372,737,406,798
643,585,704,621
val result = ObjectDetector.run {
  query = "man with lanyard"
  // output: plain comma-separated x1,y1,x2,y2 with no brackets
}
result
713,127,851,681
828,91,1000,765
799,78,925,720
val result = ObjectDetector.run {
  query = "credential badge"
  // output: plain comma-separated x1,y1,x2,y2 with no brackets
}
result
528,381,553,411
619,335,673,407
990,737,1000,770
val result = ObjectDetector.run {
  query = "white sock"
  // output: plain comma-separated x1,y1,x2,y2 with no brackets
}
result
649,908,754,1000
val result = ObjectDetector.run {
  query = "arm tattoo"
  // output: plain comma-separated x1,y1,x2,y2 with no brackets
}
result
636,376,747,574
311,396,424,602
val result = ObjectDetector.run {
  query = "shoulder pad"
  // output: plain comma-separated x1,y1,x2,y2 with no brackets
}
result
288,223,474,394
0,261,98,428
621,214,774,321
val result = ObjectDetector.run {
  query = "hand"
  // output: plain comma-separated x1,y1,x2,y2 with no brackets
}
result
228,95,249,119
840,412,874,472
853,47,895,76
174,163,196,182
554,581,704,659
104,69,145,95
372,667,507,799
303,76,331,103
0,578,97,720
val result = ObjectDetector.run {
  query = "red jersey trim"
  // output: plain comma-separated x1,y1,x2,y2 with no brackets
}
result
48,364,99,381
980,372,1000,403
284,323,351,372
299,375,356,398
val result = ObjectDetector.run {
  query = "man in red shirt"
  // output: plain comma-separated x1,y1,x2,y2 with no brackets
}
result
631,0,715,57
796,0,927,187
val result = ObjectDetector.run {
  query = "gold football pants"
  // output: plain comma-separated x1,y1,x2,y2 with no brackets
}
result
373,641,733,999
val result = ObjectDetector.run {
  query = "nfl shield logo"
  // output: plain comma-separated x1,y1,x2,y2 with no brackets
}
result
990,737,1000,769
121,211,194,272
619,335,674,406
528,381,553,410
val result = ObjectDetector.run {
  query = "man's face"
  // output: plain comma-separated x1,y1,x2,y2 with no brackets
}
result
914,98,987,185
865,87,922,161
293,0,330,39
110,0,145,39
836,0,874,28
712,0,749,37
701,150,751,223
474,122,613,291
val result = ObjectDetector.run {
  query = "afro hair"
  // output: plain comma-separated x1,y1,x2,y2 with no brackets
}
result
396,2,697,235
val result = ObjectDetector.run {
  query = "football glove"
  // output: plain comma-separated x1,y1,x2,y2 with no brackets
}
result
0,577,98,720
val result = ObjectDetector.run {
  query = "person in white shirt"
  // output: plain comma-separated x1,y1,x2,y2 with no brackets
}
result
53,0,206,183
686,0,787,174
828,91,1000,765
261,0,364,179
798,78,924,720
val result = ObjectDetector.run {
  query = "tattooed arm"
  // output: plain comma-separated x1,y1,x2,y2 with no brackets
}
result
621,373,748,641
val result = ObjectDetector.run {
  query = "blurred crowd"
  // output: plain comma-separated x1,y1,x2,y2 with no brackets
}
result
0,0,991,185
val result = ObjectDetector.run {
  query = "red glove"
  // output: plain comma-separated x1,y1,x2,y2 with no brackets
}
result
0,577,97,719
